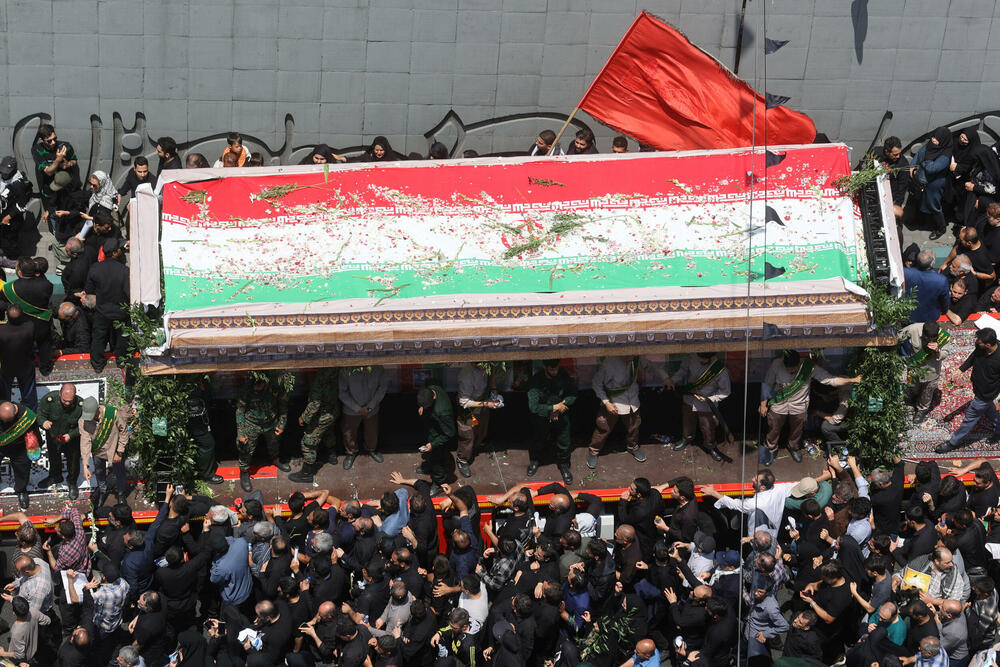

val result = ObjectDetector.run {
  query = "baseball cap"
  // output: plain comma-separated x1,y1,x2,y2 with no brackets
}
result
789,476,819,498
715,549,740,567
49,171,72,192
81,397,98,420
0,157,16,177
695,534,716,553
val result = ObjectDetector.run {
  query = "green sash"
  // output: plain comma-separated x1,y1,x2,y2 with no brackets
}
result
679,359,725,394
92,406,117,450
0,406,35,447
907,329,950,366
1,281,52,322
605,357,639,397
768,360,814,406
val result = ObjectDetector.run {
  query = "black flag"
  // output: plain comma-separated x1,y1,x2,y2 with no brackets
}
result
764,38,789,54
765,93,790,109
765,151,787,168
764,261,786,280
765,206,784,226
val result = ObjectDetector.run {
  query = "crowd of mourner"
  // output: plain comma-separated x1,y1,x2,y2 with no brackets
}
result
0,123,997,667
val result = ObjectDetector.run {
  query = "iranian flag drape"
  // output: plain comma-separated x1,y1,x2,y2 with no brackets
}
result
578,11,816,151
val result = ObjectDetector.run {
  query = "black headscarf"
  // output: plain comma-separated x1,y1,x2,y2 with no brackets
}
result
953,129,982,174
924,126,954,163
366,136,404,162
175,629,207,666
972,143,1000,187
299,143,334,165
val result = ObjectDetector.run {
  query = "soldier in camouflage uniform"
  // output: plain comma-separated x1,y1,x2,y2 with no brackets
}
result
289,368,340,483
236,377,290,492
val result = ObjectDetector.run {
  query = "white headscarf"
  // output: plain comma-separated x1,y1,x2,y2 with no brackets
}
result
88,170,118,211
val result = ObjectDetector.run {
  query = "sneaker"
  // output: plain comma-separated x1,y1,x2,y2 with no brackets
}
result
368,451,384,463
457,459,472,478
557,463,573,485
587,453,598,469
934,441,958,454
928,229,945,241
627,448,646,463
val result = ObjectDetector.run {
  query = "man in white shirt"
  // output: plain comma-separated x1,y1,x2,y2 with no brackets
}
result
338,366,390,470
701,469,797,538
587,356,668,469
665,352,732,462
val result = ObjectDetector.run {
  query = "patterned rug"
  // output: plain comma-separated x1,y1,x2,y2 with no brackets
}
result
905,326,1000,460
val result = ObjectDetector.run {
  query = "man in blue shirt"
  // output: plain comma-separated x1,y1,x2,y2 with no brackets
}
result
904,250,950,323
442,484,479,579
622,638,661,667
209,532,252,608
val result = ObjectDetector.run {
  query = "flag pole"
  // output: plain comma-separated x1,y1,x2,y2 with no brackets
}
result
547,107,580,156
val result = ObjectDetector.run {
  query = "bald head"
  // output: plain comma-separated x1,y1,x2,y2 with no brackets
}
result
635,638,656,659
60,384,77,402
65,238,84,257
920,637,941,654
941,599,963,618
550,494,571,513
615,525,636,543
693,585,712,600
13,555,33,576
318,601,336,620
0,402,15,423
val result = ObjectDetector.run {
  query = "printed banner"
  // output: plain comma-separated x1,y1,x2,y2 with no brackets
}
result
159,146,864,313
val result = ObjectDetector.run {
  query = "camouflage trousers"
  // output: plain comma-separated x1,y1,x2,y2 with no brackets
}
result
300,413,337,464
237,421,279,468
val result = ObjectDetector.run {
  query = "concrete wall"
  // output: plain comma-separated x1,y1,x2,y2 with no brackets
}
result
0,0,996,176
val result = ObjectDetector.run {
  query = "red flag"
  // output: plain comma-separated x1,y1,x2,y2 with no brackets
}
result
578,12,816,151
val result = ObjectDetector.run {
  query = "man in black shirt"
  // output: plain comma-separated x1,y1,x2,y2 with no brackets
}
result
55,302,91,357
0,304,36,409
938,327,1000,453
156,137,182,175
117,156,157,200
946,275,978,324
870,457,905,535
782,609,824,661
617,476,664,561
81,237,129,373
874,136,909,221
31,123,80,212
939,226,996,293
2,256,54,377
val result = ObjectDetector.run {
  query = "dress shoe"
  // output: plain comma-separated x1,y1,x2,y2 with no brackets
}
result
343,455,356,470
276,460,291,473
526,460,540,477
935,441,959,454
240,468,253,492
789,449,803,463
928,229,945,241
37,475,62,489
368,451,384,463
627,448,647,463
709,448,724,462
68,482,79,500
456,459,472,478
557,463,573,485
672,438,692,451
205,474,224,485
289,462,315,483
17,492,29,510
912,410,929,425
587,453,599,469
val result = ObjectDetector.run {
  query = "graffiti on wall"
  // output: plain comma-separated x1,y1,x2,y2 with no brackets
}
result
9,110,592,194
